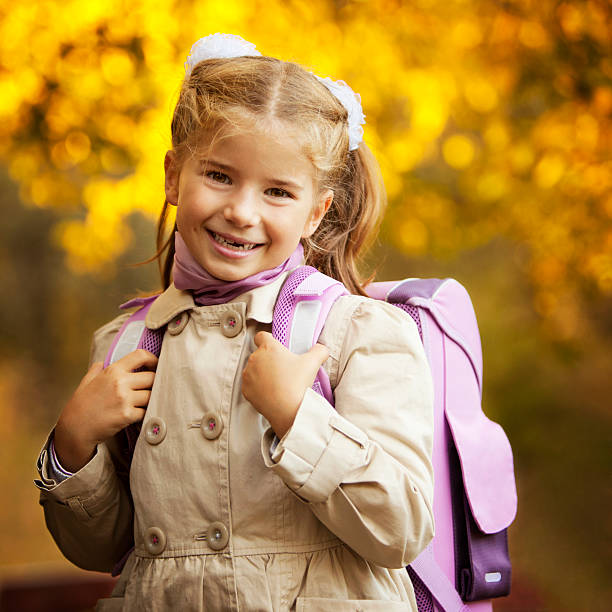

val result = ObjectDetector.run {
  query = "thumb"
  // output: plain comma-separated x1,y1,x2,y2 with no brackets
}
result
303,343,330,371
253,330,274,348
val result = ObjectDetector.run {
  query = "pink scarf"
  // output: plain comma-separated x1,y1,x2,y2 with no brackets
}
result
173,232,304,305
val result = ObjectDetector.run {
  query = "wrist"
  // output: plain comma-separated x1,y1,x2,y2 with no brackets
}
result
268,403,299,440
53,420,97,473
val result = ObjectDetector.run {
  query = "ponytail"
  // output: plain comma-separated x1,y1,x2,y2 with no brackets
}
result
304,144,386,295
150,201,175,291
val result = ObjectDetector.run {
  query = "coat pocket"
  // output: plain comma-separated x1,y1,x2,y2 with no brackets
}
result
295,597,411,611
95,551,135,611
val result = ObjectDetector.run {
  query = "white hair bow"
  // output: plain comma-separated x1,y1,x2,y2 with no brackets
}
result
184,33,365,151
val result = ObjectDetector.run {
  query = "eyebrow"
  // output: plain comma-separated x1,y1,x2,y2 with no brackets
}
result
202,159,234,172
203,159,304,193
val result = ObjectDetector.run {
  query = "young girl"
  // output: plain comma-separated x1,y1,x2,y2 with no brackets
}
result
36,34,435,611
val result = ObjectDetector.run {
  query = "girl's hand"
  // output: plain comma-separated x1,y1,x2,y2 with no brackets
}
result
242,331,329,439
54,349,158,473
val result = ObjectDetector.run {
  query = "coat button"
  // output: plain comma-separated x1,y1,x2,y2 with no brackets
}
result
167,311,189,335
206,521,229,551
144,417,167,445
201,412,224,440
220,311,242,337
144,526,166,555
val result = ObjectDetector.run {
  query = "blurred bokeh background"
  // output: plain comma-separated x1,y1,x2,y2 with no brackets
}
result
0,0,610,610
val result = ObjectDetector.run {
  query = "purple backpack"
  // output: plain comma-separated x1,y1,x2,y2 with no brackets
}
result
106,267,518,610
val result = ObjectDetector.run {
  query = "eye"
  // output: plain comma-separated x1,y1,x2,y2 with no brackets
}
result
206,170,231,184
266,187,292,199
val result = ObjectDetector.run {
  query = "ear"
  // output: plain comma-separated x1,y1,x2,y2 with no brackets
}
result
302,189,333,238
164,150,180,205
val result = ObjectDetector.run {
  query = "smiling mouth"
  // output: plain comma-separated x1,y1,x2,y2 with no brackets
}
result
208,230,262,251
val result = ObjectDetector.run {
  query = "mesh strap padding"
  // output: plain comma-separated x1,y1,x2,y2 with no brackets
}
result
139,326,164,357
272,266,318,348
121,326,165,462
407,566,435,612
395,303,423,341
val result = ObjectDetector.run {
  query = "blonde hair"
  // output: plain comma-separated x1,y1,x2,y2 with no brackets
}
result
154,55,386,295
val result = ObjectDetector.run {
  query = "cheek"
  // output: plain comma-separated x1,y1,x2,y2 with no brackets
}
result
176,205,205,236
265,211,306,244
178,187,213,219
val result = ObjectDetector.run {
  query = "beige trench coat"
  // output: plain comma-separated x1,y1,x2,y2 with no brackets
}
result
36,273,434,611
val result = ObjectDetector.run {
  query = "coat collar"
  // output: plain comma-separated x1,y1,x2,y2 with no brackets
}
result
143,272,289,330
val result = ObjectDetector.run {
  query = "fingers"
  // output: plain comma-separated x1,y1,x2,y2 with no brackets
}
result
131,390,152,408
126,406,147,424
253,332,327,367
130,371,155,391
118,349,159,371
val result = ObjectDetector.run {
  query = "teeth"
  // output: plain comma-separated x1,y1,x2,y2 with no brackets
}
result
212,232,257,251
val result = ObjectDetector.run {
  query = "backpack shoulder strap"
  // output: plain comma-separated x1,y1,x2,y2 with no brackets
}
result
272,266,348,406
104,295,163,368
410,544,471,612
105,295,163,578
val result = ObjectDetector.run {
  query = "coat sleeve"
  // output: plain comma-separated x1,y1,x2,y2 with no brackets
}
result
35,313,135,572
261,296,435,569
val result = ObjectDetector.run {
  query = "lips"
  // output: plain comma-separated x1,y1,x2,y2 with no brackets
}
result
205,228,265,255
207,229,264,251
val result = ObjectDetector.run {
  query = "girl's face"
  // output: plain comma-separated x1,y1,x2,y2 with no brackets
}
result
165,126,332,281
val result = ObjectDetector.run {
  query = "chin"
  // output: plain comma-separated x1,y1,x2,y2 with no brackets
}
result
218,272,251,282
207,263,254,282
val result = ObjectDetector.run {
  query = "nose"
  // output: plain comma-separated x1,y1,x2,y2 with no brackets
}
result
223,188,260,227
